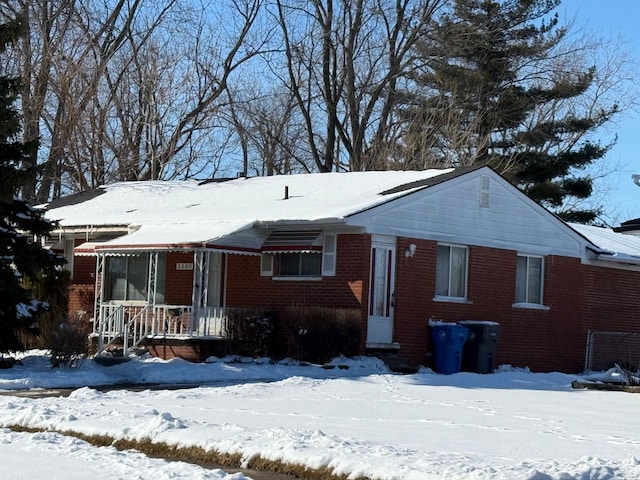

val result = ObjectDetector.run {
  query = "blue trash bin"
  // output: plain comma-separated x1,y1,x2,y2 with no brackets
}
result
430,323,469,374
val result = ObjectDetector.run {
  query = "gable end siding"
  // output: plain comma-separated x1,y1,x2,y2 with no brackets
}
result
347,169,583,259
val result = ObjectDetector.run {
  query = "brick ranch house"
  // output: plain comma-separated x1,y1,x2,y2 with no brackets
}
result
43,166,640,373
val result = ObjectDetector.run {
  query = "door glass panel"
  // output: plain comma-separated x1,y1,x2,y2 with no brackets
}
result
371,248,389,317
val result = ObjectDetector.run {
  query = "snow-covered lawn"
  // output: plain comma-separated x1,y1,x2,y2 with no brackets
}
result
0,352,639,480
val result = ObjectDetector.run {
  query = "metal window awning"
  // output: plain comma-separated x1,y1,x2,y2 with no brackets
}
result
261,231,322,253
74,236,125,256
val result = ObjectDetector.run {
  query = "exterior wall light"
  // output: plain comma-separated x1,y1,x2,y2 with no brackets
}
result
405,243,417,258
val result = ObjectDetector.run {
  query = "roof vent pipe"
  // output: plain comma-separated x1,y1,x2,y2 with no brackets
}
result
284,186,289,200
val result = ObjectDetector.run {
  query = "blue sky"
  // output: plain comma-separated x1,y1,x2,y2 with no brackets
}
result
560,1,640,224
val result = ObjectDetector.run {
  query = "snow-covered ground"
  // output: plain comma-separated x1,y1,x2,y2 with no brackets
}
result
0,352,639,480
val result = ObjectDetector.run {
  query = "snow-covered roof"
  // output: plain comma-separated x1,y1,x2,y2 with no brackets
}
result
570,223,640,264
45,169,455,250
44,169,640,261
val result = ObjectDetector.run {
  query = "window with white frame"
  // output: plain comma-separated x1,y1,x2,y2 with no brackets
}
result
260,232,336,278
515,254,543,304
277,252,322,276
105,253,166,302
435,244,468,298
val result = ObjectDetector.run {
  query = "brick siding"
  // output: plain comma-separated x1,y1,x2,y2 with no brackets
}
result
67,233,640,372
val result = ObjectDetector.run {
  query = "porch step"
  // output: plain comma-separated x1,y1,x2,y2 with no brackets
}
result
374,353,419,374
94,356,131,367
93,346,148,367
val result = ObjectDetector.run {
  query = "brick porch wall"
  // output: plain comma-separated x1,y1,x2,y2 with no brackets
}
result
164,251,195,305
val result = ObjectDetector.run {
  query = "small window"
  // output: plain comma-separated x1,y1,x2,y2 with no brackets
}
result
277,252,322,277
321,233,337,276
515,255,543,304
260,254,273,276
435,244,468,298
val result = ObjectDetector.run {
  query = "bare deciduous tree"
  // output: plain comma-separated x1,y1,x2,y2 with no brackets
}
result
225,82,311,176
2,0,266,202
272,0,447,172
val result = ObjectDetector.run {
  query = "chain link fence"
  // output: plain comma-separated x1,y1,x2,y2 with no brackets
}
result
584,331,640,372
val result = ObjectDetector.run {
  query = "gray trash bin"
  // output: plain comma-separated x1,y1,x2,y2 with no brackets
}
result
458,321,500,374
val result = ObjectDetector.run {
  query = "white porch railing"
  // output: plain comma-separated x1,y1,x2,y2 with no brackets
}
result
94,304,230,356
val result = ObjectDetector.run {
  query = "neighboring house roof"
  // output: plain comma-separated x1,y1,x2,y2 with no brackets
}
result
570,223,640,265
613,217,640,234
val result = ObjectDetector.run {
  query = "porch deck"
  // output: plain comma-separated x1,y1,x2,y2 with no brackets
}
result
94,303,230,356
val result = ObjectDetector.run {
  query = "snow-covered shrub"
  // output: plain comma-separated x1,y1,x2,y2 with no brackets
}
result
46,315,91,368
284,305,362,364
17,269,71,351
223,309,275,358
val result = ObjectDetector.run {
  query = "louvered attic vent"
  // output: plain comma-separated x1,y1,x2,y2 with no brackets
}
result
480,175,490,208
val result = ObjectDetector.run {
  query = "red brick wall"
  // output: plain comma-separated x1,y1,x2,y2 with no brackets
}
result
583,265,640,333
226,234,369,310
225,234,371,352
69,254,96,319
73,254,96,285
66,233,640,373
394,240,585,372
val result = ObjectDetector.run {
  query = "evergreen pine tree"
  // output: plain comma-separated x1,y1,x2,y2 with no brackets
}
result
404,0,617,223
0,15,62,354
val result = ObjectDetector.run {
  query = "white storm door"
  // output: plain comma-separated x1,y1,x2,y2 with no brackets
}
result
367,240,396,344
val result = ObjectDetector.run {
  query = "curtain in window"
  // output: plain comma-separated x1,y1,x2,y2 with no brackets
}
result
450,247,467,297
436,245,467,298
435,245,450,296
527,257,542,304
515,256,527,302
516,255,542,304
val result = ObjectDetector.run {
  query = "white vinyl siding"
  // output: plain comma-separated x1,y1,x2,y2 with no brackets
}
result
346,168,583,260
435,244,468,299
515,255,544,305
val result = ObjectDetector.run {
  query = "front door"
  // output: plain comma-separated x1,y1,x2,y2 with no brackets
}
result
367,237,396,344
